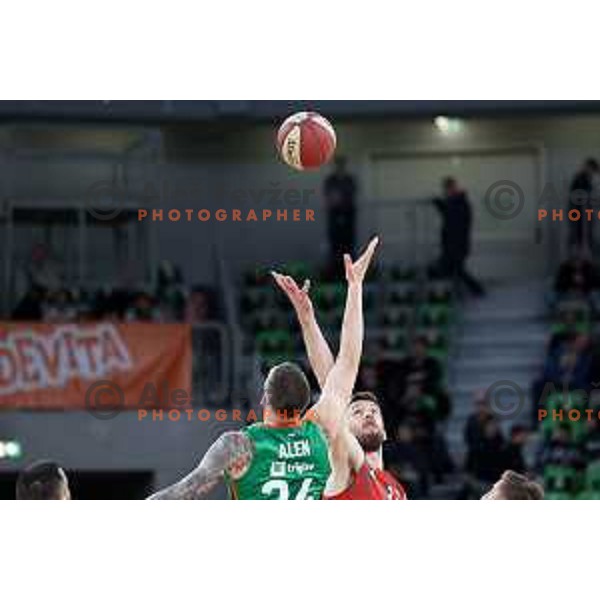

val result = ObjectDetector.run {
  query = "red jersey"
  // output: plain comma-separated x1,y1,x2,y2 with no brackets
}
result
324,462,407,500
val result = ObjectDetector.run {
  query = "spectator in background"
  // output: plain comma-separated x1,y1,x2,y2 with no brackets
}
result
157,260,186,321
537,424,585,471
42,289,78,323
568,158,599,250
384,422,430,498
532,333,592,424
464,418,507,498
395,336,450,422
12,285,45,320
542,334,591,393
583,419,600,463
125,291,162,322
464,393,493,451
554,247,596,297
323,156,357,271
548,310,587,352
503,425,529,474
185,286,216,323
432,177,485,297
26,242,64,293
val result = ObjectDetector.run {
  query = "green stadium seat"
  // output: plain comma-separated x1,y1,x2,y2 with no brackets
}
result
280,261,311,282
261,352,295,370
417,304,453,328
576,490,600,499
386,283,416,306
425,280,453,305
241,285,277,311
388,265,416,282
539,392,587,442
313,283,345,311
256,330,294,355
427,346,449,362
243,266,270,286
379,328,409,353
544,491,572,500
550,320,591,336
584,461,600,491
381,306,413,327
415,327,448,351
543,464,579,493
257,309,286,330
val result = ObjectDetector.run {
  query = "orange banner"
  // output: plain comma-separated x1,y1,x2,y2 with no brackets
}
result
0,322,192,410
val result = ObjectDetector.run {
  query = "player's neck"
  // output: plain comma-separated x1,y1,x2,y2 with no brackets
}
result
264,413,301,428
364,448,383,470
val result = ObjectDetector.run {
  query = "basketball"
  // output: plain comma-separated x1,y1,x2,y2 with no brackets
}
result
276,111,337,171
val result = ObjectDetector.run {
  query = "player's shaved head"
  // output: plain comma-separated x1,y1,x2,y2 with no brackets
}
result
16,460,71,500
483,470,544,500
264,362,311,418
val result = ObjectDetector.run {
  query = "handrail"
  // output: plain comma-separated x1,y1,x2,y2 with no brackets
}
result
190,321,231,406
213,234,246,406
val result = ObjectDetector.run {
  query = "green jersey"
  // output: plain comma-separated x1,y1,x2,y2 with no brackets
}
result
227,420,331,500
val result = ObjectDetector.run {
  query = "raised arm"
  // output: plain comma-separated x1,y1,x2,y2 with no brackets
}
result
271,276,334,389
148,431,253,500
308,238,378,438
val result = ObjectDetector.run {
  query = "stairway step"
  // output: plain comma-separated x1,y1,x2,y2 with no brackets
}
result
455,355,540,371
462,322,547,338
459,331,547,347
463,308,543,323
445,281,548,459
457,344,544,361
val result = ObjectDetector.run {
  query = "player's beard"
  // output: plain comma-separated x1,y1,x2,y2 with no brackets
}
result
356,428,385,453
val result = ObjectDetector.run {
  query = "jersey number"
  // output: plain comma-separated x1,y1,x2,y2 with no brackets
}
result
261,478,314,500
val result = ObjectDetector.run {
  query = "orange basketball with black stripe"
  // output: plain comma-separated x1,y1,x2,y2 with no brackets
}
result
276,111,336,170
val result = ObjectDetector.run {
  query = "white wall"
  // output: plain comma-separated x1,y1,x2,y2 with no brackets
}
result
160,114,600,283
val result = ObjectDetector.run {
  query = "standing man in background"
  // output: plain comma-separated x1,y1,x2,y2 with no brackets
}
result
324,157,357,272
433,176,485,297
568,158,599,250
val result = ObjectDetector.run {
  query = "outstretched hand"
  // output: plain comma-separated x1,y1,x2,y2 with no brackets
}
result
344,236,379,285
271,271,314,322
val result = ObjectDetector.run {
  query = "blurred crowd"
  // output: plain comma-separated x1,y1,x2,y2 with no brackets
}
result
532,245,600,497
11,252,219,325
360,336,454,498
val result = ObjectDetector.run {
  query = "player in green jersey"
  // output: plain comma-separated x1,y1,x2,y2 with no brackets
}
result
148,237,378,500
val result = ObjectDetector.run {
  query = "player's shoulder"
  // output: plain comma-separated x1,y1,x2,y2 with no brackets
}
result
214,429,253,450
300,415,328,438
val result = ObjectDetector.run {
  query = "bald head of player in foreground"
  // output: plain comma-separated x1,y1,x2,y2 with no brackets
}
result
273,255,406,500
16,461,71,500
482,470,544,500
148,237,378,500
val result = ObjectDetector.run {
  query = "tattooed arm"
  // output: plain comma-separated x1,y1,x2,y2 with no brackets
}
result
148,431,254,500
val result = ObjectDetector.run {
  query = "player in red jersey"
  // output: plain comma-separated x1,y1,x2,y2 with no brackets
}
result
273,268,406,500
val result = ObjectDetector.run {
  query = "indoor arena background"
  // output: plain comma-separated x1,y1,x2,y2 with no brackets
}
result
1,100,600,499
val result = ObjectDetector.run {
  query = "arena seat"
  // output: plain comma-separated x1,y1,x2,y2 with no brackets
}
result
543,464,579,493
584,461,600,490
